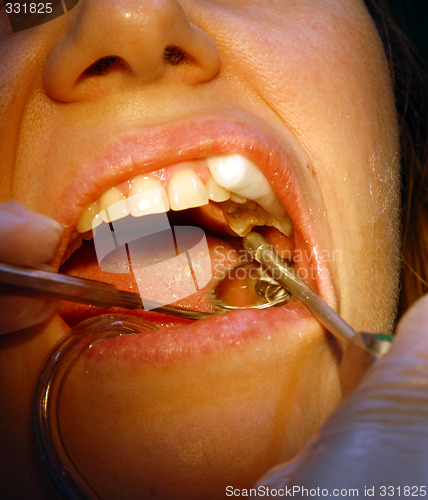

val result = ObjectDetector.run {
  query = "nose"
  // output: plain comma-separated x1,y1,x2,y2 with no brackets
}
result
43,0,220,101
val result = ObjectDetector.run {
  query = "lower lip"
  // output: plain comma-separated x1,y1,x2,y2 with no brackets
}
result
70,301,321,366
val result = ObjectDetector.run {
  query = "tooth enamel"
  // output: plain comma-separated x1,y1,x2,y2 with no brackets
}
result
206,154,288,219
230,193,247,204
221,200,292,237
225,217,254,237
75,157,293,239
223,201,267,236
272,217,292,236
128,175,170,216
100,187,129,223
76,201,103,233
205,175,230,202
168,169,209,211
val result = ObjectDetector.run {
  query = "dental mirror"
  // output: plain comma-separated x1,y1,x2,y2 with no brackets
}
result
211,261,291,311
33,314,159,500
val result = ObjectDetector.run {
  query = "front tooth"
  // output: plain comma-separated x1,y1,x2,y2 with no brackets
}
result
100,187,129,222
168,169,209,211
206,154,288,218
76,201,103,233
205,175,230,202
128,175,170,216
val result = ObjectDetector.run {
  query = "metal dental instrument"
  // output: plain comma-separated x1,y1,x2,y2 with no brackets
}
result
242,232,394,359
0,259,289,321
0,261,214,321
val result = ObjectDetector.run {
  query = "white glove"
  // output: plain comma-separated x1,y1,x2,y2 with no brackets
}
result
0,201,62,334
257,295,428,496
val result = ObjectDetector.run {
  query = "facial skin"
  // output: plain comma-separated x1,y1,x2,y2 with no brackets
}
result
0,1,400,499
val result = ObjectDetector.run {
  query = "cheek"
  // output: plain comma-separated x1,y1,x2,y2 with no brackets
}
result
0,30,49,202
249,5,401,331
213,1,400,254
54,333,341,498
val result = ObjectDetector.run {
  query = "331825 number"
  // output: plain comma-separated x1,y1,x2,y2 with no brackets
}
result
380,486,427,497
5,3,53,15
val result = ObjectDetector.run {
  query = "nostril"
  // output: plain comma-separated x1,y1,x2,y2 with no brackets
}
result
82,56,132,77
163,45,191,66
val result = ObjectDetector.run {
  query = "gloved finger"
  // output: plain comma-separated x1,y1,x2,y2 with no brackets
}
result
0,201,62,334
0,296,57,335
0,201,62,267
257,295,428,492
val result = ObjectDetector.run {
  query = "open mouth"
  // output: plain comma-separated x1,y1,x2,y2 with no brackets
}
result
53,119,337,362
59,153,296,322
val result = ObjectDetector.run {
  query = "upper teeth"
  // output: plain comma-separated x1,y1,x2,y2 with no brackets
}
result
76,154,292,237
128,175,171,216
206,154,287,219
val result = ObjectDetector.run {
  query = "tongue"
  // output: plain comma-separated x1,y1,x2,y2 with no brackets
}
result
59,224,249,326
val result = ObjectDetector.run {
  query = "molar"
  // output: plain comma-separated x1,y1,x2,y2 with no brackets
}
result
272,217,292,236
168,169,209,211
221,200,292,237
223,201,269,236
128,175,170,216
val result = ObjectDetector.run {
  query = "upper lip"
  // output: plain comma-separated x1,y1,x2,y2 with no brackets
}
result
51,116,337,309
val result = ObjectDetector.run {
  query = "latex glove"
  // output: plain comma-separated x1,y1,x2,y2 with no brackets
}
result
257,295,428,496
0,201,62,334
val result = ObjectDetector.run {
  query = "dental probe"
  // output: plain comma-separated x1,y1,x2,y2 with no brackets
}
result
242,232,394,360
0,262,215,321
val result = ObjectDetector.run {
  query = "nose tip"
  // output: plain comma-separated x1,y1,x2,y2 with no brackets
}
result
43,0,220,101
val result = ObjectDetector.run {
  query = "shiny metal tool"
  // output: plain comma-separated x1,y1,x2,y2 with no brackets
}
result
0,261,214,321
242,232,394,359
0,259,288,321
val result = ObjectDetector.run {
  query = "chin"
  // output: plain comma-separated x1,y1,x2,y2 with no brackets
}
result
52,309,341,500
